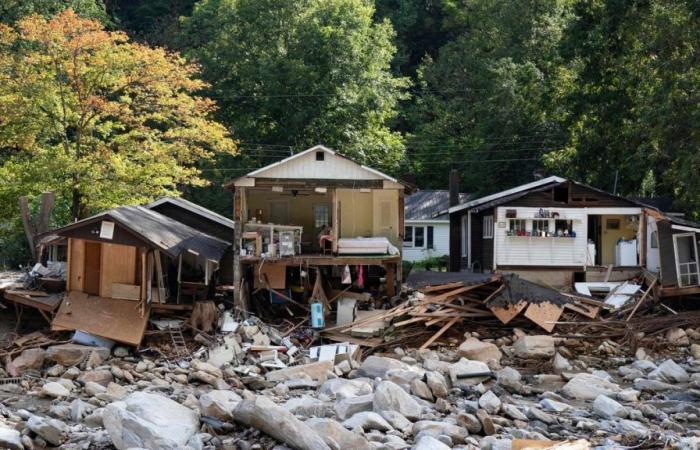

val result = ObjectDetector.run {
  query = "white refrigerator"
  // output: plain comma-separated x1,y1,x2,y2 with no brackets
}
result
615,239,637,266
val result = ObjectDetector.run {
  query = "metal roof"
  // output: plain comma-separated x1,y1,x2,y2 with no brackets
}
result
405,190,471,221
54,205,230,261
448,176,566,214
146,197,235,231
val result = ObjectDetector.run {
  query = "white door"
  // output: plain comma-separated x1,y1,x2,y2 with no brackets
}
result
646,217,660,272
674,233,700,287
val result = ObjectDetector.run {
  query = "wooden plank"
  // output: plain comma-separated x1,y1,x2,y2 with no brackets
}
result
99,243,137,298
254,263,286,289
419,317,460,350
489,301,527,324
626,277,657,321
68,238,85,292
523,302,564,333
111,283,140,301
51,291,150,346
418,282,464,294
563,302,600,319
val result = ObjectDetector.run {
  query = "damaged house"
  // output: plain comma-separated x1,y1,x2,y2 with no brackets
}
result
33,201,232,346
226,145,413,310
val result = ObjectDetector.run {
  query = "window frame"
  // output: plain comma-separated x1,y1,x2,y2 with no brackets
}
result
403,225,429,249
483,215,494,239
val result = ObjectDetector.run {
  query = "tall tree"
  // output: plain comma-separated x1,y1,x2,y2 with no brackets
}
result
406,0,574,194
0,0,109,24
181,0,409,168
106,0,197,48
0,10,236,226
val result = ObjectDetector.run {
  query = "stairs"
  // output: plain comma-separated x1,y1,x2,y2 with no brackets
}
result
168,325,189,359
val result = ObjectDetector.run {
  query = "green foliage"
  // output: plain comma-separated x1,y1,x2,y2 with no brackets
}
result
0,0,110,24
106,0,197,47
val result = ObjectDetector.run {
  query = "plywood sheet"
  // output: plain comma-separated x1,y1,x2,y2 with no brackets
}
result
253,263,286,289
111,283,140,301
51,291,149,346
68,238,85,292
490,301,528,324
523,302,564,333
99,243,137,298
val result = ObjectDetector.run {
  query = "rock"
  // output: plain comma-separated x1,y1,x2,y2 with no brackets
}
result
448,358,491,388
593,394,628,419
503,404,528,421
526,407,556,424
379,410,412,432
27,416,68,446
666,328,689,346
46,344,109,367
284,396,333,418
561,373,620,400
41,382,70,398
103,392,200,450
456,412,482,433
648,359,689,383
190,360,223,379
458,338,502,368
513,335,555,359
266,361,333,383
373,380,422,421
412,420,468,444
476,409,496,435
306,418,373,450
539,398,571,413
233,395,330,450
357,356,414,379
335,394,374,420
78,369,113,386
343,411,393,432
84,381,107,396
0,424,23,450
426,371,448,398
413,435,451,450
7,348,45,376
478,391,501,415
199,390,242,421
633,378,679,392
319,378,373,400
616,388,639,402
552,353,572,373
410,378,434,401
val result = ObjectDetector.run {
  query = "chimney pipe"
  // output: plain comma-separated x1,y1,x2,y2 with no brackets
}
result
449,169,460,207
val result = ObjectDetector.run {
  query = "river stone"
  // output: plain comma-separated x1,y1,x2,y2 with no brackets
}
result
8,348,45,376
373,380,422,421
562,373,620,400
358,356,414,379
458,338,502,368
513,336,555,359
306,418,373,450
648,359,689,383
593,395,628,419
342,411,393,432
27,416,68,446
335,393,374,420
448,358,491,388
0,424,22,450
413,435,451,450
319,378,373,400
103,392,200,450
478,391,502,415
41,382,71,398
199,390,242,421
46,344,109,367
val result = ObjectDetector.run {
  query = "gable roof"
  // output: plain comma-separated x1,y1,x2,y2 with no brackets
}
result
449,176,566,214
53,205,230,261
225,145,413,191
405,190,471,221
146,197,235,231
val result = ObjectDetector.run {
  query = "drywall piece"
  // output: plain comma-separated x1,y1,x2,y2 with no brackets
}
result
523,302,564,333
336,297,357,326
489,301,528,324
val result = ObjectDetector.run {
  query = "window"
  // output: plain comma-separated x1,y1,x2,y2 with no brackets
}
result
553,185,569,203
650,230,658,249
427,226,434,249
674,233,699,287
532,219,549,235
316,151,325,161
509,219,526,234
554,219,573,236
483,215,494,239
415,227,425,247
313,204,330,229
404,226,414,246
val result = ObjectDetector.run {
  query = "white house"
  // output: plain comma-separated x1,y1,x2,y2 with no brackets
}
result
403,190,469,262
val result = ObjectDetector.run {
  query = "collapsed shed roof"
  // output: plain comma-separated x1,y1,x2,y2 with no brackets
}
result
53,205,230,261
405,190,471,221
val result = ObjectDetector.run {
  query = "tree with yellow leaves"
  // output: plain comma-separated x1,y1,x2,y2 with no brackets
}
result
0,9,236,227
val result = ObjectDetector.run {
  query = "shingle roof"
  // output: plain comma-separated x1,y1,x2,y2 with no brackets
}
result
405,190,471,221
146,197,235,230
54,205,230,261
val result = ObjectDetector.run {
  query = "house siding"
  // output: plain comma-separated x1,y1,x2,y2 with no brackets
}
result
657,221,700,287
403,221,449,262
470,208,494,271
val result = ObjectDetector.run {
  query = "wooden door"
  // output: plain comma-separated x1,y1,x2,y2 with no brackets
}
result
84,242,101,296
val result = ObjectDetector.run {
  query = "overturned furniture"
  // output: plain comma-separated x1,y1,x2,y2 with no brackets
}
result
50,205,230,345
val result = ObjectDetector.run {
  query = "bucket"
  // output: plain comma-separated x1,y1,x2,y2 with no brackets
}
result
310,302,325,329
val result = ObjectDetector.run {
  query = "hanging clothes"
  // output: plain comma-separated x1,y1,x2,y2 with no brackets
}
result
341,265,352,284
356,265,365,289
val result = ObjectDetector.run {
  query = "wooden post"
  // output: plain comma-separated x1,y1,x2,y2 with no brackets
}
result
140,247,147,317
332,188,339,254
66,238,73,291
385,263,396,297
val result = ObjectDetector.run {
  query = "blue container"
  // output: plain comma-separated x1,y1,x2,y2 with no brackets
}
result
310,302,325,329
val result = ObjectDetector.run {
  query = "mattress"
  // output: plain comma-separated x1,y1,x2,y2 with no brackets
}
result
337,237,399,255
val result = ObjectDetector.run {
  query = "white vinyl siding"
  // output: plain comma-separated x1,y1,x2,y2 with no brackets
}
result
494,207,588,267
403,221,449,262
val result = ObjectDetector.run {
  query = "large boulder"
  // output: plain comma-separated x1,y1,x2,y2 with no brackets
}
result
357,356,415,379
306,418,373,450
562,373,621,400
27,416,68,446
199,390,242,421
513,336,555,359
648,359,689,383
373,381,422,421
458,338,502,368
7,348,45,376
233,395,330,450
0,423,22,450
46,344,109,367
103,392,200,450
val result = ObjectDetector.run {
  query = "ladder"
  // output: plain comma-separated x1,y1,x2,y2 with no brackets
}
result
168,326,189,359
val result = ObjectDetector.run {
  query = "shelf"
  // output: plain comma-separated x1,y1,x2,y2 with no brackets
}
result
506,235,577,239
506,217,582,222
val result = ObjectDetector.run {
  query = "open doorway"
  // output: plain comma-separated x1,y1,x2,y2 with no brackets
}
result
673,233,700,287
587,214,639,266
84,242,101,295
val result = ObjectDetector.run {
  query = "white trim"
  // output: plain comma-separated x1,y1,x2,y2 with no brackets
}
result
448,176,566,214
673,232,700,287
483,215,494,239
584,207,642,215
672,224,700,233
406,219,449,224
